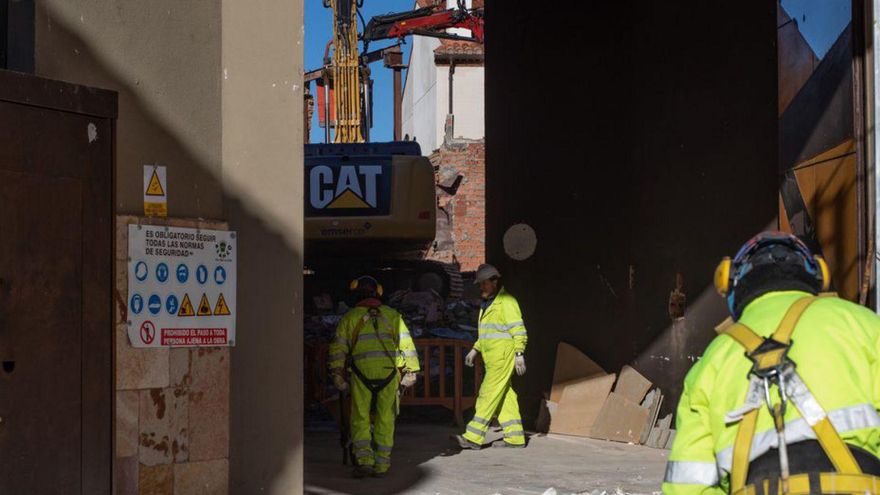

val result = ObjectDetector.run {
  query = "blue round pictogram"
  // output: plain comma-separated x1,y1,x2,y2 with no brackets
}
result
130,294,144,315
196,264,208,285
134,262,149,282
214,266,227,285
166,294,179,315
148,294,162,315
176,264,189,284
156,263,169,284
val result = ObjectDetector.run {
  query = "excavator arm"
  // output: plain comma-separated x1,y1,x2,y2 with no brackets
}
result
363,3,484,44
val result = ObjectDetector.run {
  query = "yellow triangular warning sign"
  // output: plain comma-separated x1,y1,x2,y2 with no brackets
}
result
178,293,195,317
146,169,165,196
197,293,213,316
328,189,370,209
213,293,231,316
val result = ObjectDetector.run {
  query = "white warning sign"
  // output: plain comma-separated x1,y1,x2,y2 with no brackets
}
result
127,224,236,348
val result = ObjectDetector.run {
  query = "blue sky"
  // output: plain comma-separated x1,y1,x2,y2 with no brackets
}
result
306,0,416,143
781,0,851,59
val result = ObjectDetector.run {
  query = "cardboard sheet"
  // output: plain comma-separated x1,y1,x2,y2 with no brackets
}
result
616,365,652,403
589,392,650,443
549,374,616,437
551,342,607,386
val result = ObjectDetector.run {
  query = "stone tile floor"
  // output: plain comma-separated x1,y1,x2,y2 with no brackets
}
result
304,422,667,495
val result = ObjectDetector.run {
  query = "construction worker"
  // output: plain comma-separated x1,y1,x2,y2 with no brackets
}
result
663,232,880,495
454,263,528,449
328,276,420,478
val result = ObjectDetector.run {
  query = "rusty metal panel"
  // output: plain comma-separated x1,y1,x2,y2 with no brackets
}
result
777,4,819,116
789,140,859,300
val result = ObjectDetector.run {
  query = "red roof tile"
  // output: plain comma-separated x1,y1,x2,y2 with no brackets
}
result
434,39,484,57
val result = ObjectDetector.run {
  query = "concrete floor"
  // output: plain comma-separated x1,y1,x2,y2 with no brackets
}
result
304,423,668,495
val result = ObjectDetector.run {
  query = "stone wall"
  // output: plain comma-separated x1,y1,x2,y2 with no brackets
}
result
115,216,230,495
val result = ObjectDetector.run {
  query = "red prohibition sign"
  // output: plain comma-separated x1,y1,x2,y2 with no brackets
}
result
140,321,156,345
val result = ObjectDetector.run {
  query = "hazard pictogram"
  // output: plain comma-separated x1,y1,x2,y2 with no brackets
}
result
213,293,231,316
145,169,165,196
140,321,156,344
178,293,195,317
197,293,213,316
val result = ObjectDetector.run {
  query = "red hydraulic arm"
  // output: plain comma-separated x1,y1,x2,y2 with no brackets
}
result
362,3,484,44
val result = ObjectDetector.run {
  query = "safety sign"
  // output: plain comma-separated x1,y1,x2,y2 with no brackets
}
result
143,165,168,218
127,224,236,348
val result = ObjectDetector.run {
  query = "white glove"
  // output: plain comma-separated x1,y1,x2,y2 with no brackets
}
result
400,372,417,388
515,354,526,376
331,372,349,392
465,348,478,367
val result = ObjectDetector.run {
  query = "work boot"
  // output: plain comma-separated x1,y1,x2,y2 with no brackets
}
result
352,464,373,479
452,434,481,450
492,440,526,448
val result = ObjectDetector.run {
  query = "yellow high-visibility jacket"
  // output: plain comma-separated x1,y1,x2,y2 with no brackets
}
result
474,288,527,355
663,291,880,495
328,304,420,380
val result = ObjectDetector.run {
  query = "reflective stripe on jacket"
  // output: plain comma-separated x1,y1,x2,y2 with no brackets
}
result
328,305,421,379
474,288,527,354
663,291,880,495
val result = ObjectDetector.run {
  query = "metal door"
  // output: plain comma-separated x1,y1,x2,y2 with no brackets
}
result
0,71,115,494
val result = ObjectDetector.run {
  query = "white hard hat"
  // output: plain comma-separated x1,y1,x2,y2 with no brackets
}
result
474,264,501,284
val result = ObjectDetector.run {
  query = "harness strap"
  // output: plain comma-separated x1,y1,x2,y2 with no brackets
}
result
349,361,398,414
732,408,760,491
721,295,863,493
733,472,880,495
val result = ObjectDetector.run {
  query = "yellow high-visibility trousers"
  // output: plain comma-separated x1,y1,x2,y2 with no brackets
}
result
462,346,525,446
349,373,399,473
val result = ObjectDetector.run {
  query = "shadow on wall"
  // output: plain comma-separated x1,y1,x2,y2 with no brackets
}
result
35,6,303,494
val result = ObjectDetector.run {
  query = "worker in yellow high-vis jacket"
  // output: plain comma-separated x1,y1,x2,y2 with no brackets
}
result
454,263,528,449
663,232,880,495
328,276,420,478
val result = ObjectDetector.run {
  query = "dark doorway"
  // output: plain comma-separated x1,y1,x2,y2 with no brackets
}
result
0,70,115,494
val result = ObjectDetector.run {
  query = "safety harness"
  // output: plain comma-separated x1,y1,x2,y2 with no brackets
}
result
347,303,400,414
719,295,880,495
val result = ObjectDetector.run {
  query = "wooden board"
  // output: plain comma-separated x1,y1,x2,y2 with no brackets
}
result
551,342,606,387
615,365,652,403
549,374,616,437
589,392,650,443
639,390,663,445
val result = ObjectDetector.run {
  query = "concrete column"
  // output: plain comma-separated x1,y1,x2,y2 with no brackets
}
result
222,0,304,493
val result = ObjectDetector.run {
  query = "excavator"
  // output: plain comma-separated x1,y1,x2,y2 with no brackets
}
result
304,0,484,301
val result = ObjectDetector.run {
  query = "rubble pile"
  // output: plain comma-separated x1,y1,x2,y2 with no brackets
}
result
305,290,480,346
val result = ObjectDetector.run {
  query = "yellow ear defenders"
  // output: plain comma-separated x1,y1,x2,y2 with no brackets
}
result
350,276,384,297
814,254,831,291
714,257,733,296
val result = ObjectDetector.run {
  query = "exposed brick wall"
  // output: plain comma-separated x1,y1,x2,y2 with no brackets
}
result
427,139,485,272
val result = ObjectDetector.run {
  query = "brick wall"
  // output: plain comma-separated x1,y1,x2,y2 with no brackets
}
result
427,139,485,272
115,216,230,495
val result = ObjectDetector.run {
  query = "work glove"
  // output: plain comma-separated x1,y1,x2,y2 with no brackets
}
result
331,371,349,392
465,348,478,367
400,372,417,388
515,354,526,376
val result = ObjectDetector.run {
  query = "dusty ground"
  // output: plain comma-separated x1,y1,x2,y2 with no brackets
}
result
304,422,667,495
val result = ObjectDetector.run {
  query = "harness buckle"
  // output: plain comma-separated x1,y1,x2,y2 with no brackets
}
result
747,338,795,380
